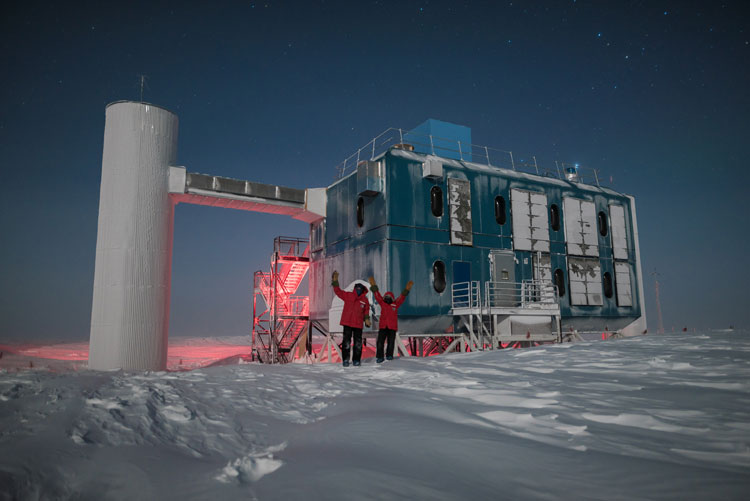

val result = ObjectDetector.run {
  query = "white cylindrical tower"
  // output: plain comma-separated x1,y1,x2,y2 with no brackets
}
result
88,101,179,371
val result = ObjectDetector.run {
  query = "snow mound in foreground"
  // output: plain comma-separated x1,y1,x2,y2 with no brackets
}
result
216,443,287,484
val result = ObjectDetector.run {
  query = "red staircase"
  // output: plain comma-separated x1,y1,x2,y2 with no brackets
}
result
252,237,310,363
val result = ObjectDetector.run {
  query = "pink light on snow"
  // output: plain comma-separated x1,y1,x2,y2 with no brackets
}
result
0,340,253,371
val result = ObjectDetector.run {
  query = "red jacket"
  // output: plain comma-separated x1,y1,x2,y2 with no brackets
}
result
373,291,407,331
333,286,370,329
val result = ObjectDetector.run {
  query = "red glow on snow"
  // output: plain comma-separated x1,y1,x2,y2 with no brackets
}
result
0,343,89,362
0,340,253,371
166,343,252,370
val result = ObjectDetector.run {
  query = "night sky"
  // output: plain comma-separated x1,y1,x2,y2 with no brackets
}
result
1,1,748,341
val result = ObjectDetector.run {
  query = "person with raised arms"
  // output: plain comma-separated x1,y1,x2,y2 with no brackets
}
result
331,271,371,367
368,276,413,363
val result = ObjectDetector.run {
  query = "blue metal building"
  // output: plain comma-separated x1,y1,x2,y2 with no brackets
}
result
309,120,646,342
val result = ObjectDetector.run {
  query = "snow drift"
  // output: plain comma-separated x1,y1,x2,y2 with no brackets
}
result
1,330,748,499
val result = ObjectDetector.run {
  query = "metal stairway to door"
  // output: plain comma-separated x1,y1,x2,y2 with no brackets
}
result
252,237,310,363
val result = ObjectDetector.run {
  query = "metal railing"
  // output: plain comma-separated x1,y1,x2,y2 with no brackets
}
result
451,281,480,309
451,280,560,311
334,127,604,187
273,236,309,259
281,296,309,317
252,236,310,364
485,280,559,309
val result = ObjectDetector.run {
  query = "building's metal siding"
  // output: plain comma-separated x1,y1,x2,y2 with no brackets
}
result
386,154,447,234
310,149,643,334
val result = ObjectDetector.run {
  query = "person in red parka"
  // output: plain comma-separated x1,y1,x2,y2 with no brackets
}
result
368,276,413,363
332,270,371,367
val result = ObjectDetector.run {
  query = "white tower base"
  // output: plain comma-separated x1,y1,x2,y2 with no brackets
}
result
88,101,178,371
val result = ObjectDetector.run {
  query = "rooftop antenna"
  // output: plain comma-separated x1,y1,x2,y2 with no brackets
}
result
137,74,149,102
651,270,664,334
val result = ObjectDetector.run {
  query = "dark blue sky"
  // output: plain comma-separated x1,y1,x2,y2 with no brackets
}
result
1,1,748,340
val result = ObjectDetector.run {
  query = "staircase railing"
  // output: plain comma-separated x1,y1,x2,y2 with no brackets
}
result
252,236,310,363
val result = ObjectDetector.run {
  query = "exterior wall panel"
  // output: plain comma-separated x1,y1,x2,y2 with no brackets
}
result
610,204,629,260
568,257,603,306
448,178,473,245
615,261,633,307
563,197,599,257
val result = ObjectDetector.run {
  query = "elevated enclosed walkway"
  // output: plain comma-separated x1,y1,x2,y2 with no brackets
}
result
168,167,325,223
166,168,322,364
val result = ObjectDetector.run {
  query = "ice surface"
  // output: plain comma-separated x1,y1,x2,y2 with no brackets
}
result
1,330,749,499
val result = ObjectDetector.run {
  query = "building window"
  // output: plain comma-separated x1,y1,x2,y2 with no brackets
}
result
494,195,506,225
598,211,608,236
603,271,613,298
433,260,446,293
356,197,364,227
554,268,566,297
430,186,443,217
550,204,560,231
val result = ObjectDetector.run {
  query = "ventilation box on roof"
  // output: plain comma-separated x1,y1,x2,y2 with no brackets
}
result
357,160,383,196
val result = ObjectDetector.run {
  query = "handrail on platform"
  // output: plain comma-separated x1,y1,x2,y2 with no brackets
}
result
451,280,560,311
334,127,606,187
451,281,480,309
485,280,559,309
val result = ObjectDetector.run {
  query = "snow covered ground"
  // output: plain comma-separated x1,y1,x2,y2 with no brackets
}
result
1,330,749,500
